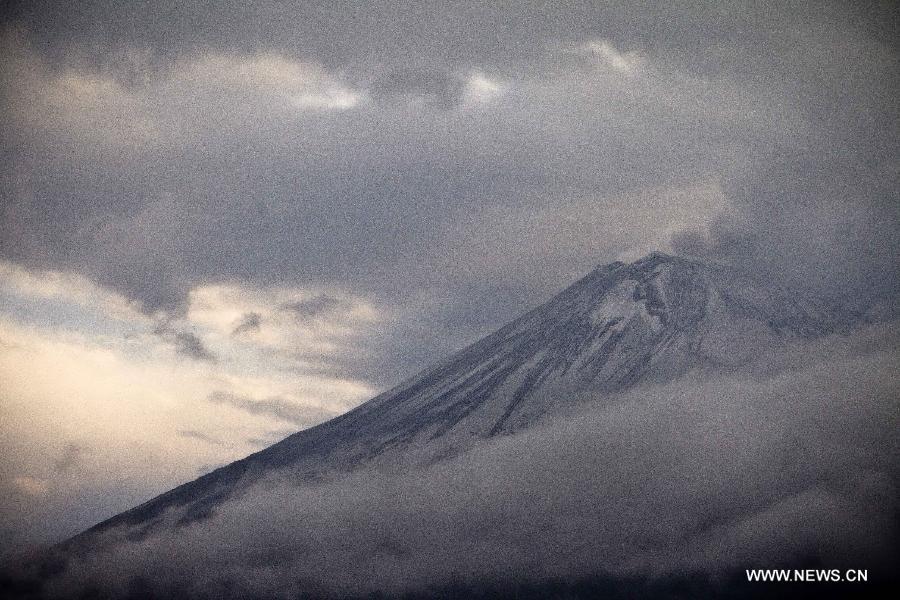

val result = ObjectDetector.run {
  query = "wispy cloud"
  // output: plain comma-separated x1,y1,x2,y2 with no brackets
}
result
280,294,341,319
1,35,365,151
52,443,88,475
11,476,49,497
207,391,339,428
173,53,364,112
231,312,262,336
0,260,146,323
186,283,381,378
578,39,646,74
153,324,217,362
178,430,226,446
0,265,379,547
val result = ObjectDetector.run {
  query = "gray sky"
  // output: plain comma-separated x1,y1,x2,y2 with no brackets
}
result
0,1,898,550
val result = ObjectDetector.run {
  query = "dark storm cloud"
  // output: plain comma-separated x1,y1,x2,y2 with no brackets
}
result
0,1,897,383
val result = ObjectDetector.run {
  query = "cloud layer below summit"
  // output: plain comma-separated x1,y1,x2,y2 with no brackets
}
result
37,325,900,597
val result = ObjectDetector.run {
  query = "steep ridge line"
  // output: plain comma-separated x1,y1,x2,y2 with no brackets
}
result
66,252,857,547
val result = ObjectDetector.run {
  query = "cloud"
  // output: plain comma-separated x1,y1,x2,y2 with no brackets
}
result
52,444,88,476
245,429,297,449
231,312,262,335
171,52,363,112
279,294,341,319
207,391,339,428
0,265,379,549
11,477,49,498
0,32,363,151
369,67,467,108
177,430,225,446
0,260,146,324
2,3,894,363
184,283,382,381
461,72,505,107
152,324,217,362
20,324,899,598
670,149,900,310
578,39,646,74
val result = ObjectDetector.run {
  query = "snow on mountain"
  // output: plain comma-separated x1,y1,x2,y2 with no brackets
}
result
67,252,857,547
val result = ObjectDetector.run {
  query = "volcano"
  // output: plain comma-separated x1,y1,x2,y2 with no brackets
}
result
67,252,856,548
7,252,895,600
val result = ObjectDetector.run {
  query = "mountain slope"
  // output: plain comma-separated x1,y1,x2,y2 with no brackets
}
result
68,252,856,546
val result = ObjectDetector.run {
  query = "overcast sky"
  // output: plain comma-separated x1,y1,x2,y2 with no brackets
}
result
0,1,898,550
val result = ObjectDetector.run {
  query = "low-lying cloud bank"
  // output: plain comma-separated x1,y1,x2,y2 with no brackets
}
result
4,325,897,598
